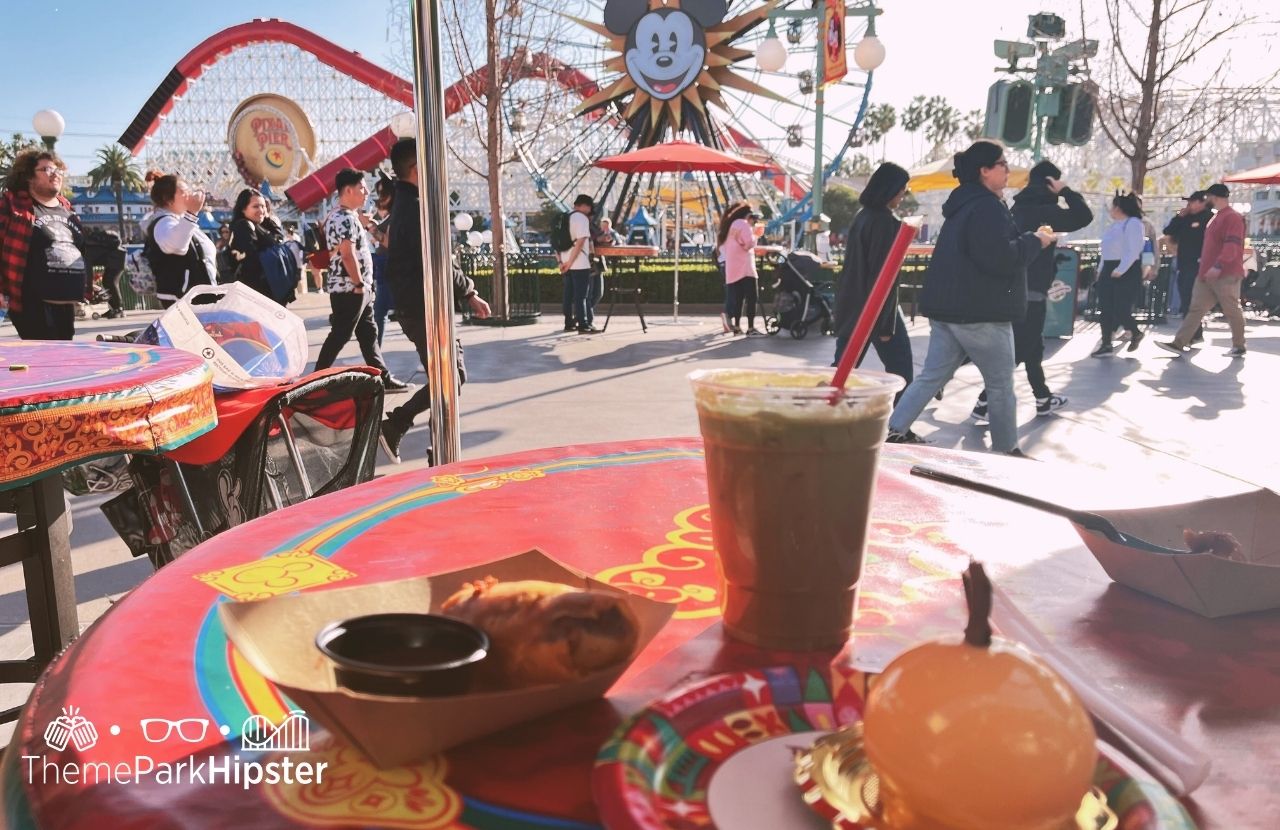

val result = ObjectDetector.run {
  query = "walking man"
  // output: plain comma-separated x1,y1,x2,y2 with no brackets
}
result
1157,183,1247,358
379,138,491,463
1162,190,1212,342
312,168,406,391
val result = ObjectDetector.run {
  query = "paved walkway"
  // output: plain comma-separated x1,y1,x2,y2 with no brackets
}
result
1,291,1276,735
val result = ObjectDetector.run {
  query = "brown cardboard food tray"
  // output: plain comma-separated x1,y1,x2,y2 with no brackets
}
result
219,549,674,768
1075,489,1280,617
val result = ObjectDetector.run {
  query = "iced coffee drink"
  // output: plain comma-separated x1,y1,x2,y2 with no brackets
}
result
689,368,902,650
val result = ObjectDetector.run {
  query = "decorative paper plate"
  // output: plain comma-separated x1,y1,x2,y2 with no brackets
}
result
593,666,1198,830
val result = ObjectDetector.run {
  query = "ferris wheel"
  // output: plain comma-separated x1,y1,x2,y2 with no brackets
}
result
120,4,879,232
386,0,879,231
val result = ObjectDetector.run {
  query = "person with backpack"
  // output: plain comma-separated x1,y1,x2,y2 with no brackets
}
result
555,194,601,333
228,188,297,304
141,171,217,309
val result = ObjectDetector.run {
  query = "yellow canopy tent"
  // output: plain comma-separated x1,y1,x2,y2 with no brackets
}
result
908,157,1029,193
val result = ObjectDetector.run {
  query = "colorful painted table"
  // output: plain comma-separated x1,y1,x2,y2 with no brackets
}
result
0,340,215,701
1,440,1274,829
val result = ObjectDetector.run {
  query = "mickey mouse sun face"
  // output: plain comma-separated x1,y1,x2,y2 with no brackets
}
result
605,0,728,105
627,10,704,101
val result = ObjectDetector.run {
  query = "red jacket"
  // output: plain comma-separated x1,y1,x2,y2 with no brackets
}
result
1197,205,1246,279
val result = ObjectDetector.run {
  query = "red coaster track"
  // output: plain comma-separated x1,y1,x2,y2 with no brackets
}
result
117,18,800,213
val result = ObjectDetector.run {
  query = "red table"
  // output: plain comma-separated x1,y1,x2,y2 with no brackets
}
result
0,340,215,708
1,440,1272,828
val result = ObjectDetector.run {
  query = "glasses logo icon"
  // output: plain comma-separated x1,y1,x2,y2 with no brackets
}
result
140,718,210,744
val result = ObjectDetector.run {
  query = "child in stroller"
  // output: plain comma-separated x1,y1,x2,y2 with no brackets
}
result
765,250,835,339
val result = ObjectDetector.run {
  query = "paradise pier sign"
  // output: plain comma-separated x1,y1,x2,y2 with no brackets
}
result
227,94,318,188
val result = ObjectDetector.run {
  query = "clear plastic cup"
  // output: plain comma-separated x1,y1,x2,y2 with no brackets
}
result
689,367,903,650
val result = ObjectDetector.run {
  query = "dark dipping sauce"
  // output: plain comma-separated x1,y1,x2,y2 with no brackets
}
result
316,613,489,697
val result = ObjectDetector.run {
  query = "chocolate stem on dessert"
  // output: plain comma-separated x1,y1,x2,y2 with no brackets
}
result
962,560,993,648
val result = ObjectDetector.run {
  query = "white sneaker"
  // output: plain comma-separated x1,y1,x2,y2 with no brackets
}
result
1035,394,1067,416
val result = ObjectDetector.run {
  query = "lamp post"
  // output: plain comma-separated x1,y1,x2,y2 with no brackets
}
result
32,109,65,151
757,3,884,251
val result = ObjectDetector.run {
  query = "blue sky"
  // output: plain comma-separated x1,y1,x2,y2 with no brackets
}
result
1,0,393,173
0,0,1080,174
3,1,1270,176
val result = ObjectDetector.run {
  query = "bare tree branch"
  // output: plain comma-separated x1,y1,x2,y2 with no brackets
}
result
1090,0,1273,192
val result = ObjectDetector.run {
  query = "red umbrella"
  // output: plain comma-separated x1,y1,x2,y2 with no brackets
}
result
595,140,768,175
1225,162,1280,185
595,141,767,321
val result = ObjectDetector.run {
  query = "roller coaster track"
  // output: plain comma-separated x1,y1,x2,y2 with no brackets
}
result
117,18,804,213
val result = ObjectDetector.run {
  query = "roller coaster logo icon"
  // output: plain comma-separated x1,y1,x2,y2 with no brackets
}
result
240,710,310,752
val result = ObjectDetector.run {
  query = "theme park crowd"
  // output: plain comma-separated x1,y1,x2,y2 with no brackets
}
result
824,139,1249,457
0,137,1254,459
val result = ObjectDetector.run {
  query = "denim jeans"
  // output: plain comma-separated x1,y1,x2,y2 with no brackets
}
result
889,320,1018,452
976,299,1050,403
834,308,913,403
586,271,604,326
568,268,593,328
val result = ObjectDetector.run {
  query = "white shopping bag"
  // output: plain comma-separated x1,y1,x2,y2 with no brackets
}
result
143,283,308,390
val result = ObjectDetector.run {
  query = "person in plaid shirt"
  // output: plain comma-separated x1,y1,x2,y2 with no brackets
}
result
1,150,90,339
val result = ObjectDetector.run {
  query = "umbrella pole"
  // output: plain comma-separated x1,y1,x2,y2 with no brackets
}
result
673,171,681,322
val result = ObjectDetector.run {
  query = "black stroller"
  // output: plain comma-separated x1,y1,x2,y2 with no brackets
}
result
764,250,835,339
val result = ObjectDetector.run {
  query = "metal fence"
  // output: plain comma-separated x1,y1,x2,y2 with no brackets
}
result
457,252,543,324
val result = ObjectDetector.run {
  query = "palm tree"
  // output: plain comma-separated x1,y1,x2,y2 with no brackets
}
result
87,144,145,241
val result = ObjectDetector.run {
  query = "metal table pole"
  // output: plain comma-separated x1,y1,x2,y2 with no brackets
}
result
410,0,462,464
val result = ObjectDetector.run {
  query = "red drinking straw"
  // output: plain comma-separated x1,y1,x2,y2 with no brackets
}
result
828,219,920,395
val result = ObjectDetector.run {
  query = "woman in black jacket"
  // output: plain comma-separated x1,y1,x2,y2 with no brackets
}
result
228,188,287,299
833,162,912,399
885,141,1053,455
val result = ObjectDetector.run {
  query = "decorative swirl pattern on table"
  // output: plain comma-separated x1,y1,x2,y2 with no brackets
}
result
596,505,719,618
263,734,462,828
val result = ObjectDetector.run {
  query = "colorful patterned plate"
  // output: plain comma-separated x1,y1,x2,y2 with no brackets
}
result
593,666,1198,830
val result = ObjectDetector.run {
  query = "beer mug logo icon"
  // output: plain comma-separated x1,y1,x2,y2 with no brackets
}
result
43,706,99,752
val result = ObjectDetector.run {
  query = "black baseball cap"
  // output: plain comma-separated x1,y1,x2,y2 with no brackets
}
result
1205,183,1230,198
1183,190,1207,201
